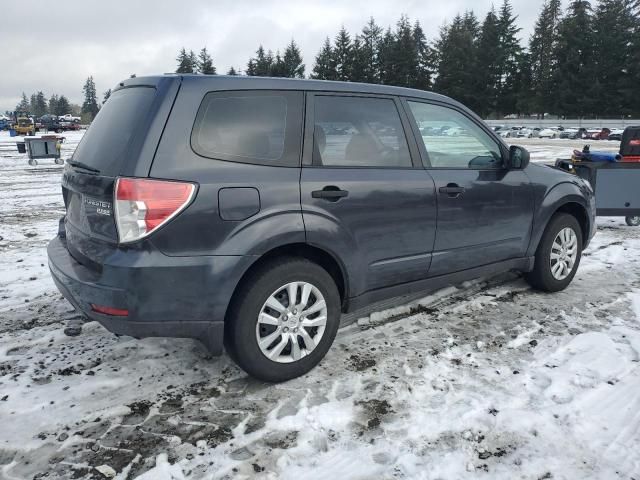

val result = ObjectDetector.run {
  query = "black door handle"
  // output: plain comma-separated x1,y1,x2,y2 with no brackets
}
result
312,186,349,201
439,183,465,198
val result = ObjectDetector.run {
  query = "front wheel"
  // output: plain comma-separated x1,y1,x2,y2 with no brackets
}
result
626,216,640,227
525,213,583,292
225,258,341,382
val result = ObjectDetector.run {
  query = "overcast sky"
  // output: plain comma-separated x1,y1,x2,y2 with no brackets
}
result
1,0,560,113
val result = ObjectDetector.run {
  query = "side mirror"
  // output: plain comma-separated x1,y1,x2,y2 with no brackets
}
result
508,145,530,169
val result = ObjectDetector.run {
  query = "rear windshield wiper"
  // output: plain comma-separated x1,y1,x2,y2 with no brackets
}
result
67,159,100,174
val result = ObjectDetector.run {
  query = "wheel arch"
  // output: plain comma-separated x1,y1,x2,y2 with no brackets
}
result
527,184,592,257
224,243,349,325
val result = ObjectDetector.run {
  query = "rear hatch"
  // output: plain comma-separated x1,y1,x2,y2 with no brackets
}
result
61,77,179,269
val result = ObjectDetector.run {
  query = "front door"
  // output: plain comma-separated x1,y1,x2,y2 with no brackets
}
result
404,100,534,276
300,93,437,297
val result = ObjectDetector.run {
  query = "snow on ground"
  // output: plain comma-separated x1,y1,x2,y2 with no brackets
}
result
1,130,639,479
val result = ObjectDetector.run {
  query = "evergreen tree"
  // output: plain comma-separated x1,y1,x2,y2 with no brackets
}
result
227,66,238,75
311,37,337,80
198,47,216,74
176,47,196,73
350,36,368,82
359,17,383,83
392,15,418,87
270,51,287,77
56,95,71,116
476,8,502,117
378,28,397,85
103,89,112,104
333,26,353,81
16,93,29,112
32,91,47,117
496,0,523,115
592,0,637,116
412,21,434,90
30,93,37,114
247,46,274,76
82,76,100,120
529,0,562,116
433,14,480,109
552,1,595,117
282,40,305,78
48,94,59,114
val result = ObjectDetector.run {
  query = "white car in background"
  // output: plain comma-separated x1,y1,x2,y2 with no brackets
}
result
517,127,541,138
539,128,560,139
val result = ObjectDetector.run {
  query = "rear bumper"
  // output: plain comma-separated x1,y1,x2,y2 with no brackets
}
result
47,235,255,354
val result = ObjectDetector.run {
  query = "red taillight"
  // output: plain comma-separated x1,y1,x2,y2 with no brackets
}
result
114,178,195,243
91,304,129,316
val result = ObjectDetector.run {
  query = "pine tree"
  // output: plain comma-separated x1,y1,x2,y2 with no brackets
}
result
392,15,417,87
476,8,502,117
248,46,274,76
82,76,100,120
350,36,368,82
56,95,71,116
33,91,47,117
198,47,216,74
282,40,305,78
412,21,434,90
103,89,112,104
552,1,595,117
227,66,238,75
592,0,637,116
29,93,37,114
270,51,287,77
176,48,196,73
359,17,383,83
311,37,337,80
529,0,562,116
433,14,479,109
496,0,523,116
333,26,353,81
48,94,59,115
378,28,396,85
16,93,29,112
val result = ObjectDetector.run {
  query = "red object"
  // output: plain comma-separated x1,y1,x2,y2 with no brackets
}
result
621,156,640,162
630,139,640,146
115,178,195,242
91,304,129,316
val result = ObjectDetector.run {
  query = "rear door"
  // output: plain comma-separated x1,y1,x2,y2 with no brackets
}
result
404,100,534,276
300,93,437,297
62,77,179,267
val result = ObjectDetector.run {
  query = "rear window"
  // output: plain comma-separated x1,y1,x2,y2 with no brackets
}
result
72,87,156,176
191,90,303,167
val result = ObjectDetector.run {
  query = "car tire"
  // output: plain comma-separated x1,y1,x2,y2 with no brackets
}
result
525,213,583,292
225,257,341,382
626,216,640,227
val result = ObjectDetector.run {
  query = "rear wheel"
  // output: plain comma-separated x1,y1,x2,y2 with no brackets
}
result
225,258,340,382
626,216,640,227
525,213,582,292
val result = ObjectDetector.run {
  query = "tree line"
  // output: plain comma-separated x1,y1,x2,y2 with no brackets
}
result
10,76,105,122
175,0,640,118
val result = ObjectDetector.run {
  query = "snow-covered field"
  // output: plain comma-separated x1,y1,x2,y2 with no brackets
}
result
1,131,639,479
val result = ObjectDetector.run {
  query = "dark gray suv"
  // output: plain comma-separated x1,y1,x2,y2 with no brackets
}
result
48,75,596,381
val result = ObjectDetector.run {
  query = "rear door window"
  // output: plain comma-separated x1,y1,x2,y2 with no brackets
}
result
191,90,303,167
312,95,412,168
72,86,157,176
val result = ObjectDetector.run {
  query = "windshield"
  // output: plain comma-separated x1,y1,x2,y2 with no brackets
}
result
71,86,156,176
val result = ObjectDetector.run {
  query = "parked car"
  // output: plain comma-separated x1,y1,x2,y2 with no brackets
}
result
589,127,611,140
539,128,560,139
559,128,588,139
517,128,536,138
47,75,596,382
58,114,81,122
607,128,624,141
